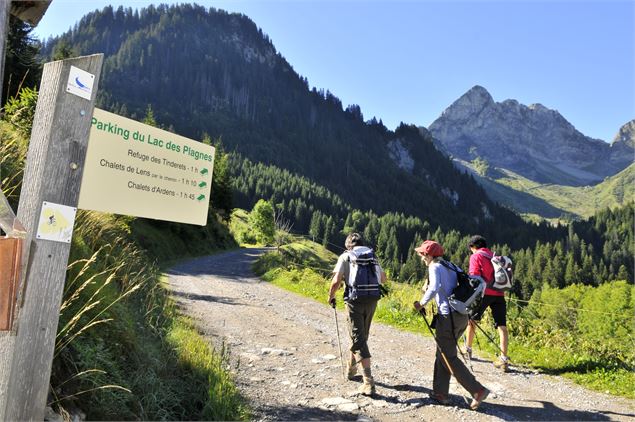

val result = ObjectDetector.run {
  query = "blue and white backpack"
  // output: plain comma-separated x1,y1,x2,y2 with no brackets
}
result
344,247,381,302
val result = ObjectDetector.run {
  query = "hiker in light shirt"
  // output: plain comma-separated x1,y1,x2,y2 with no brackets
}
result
413,240,489,410
328,232,386,396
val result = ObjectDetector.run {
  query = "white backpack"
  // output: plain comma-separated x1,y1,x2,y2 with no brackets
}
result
478,251,513,291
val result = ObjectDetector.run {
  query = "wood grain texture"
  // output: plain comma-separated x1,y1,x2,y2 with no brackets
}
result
2,54,103,422
0,0,9,104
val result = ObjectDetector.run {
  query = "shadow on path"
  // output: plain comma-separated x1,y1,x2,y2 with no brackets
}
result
168,248,271,278
481,399,629,421
170,289,241,305
375,381,632,421
253,403,359,421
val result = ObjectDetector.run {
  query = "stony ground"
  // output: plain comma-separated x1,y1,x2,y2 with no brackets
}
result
167,248,635,421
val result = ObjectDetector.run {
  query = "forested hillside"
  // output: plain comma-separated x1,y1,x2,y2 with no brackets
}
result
40,4,551,248
231,150,634,288
32,3,634,288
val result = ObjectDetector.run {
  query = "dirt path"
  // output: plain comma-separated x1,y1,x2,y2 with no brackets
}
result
167,248,635,421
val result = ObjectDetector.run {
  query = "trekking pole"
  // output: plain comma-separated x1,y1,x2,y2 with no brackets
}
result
472,319,510,362
449,313,472,371
331,299,346,380
418,311,455,377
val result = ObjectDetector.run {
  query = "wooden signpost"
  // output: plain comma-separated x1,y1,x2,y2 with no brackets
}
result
1,54,103,422
0,1,8,104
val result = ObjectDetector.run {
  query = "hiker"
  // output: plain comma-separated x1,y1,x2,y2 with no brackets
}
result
412,240,489,410
328,232,386,395
464,235,510,371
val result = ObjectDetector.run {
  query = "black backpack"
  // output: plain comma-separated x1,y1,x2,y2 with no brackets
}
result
439,260,486,316
344,248,381,302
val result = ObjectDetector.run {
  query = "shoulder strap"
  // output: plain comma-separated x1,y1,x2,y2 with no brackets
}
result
439,260,463,274
428,261,452,300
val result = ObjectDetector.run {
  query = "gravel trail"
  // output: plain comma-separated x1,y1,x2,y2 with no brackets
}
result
167,248,635,421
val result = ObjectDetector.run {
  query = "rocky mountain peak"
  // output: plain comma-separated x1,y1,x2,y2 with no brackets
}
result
440,85,494,121
612,120,635,147
609,120,635,168
429,87,634,186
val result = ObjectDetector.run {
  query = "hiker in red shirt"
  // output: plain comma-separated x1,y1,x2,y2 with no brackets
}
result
464,235,510,371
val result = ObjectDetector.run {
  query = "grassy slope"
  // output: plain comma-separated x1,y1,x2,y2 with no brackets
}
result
459,159,635,221
252,233,634,399
252,238,427,333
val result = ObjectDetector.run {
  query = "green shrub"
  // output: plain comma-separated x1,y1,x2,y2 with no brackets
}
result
3,87,38,136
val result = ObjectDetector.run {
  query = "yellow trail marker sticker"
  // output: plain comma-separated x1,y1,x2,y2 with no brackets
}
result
36,201,77,243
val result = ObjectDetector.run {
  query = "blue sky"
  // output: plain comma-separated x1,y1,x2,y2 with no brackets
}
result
33,0,634,142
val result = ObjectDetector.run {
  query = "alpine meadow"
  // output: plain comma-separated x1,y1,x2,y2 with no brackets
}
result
1,2,634,420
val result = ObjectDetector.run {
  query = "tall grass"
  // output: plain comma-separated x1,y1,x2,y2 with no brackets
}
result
49,204,248,420
0,121,27,209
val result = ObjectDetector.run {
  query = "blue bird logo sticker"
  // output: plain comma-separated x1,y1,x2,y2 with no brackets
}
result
75,77,90,91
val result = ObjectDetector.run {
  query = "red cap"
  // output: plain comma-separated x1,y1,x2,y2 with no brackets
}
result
415,240,444,257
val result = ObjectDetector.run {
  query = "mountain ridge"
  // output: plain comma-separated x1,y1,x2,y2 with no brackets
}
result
41,4,549,247
429,85,633,187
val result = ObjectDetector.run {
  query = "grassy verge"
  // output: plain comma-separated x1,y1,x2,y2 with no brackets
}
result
166,314,247,420
255,238,635,399
50,211,249,420
253,239,428,335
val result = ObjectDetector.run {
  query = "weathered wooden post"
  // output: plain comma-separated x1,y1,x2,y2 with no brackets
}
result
0,2,16,418
0,0,10,104
2,53,103,421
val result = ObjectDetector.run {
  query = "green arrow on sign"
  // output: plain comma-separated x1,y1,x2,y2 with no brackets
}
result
197,194,206,201
200,168,208,175
198,181,207,188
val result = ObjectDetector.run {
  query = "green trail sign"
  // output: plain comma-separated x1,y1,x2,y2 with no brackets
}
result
78,108,215,225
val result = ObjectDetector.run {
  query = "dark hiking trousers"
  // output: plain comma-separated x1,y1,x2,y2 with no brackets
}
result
345,296,378,359
433,311,484,396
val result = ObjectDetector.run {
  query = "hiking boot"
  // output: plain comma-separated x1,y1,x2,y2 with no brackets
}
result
494,357,509,372
470,387,489,410
346,360,358,380
430,392,450,405
358,377,375,396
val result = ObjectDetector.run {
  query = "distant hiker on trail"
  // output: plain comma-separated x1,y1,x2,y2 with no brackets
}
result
464,235,510,372
328,232,386,396
412,240,489,410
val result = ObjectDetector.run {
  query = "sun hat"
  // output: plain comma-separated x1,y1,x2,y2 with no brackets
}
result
414,240,444,257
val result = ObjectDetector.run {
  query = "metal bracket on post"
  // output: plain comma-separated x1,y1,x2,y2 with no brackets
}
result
0,237,22,331
0,192,26,332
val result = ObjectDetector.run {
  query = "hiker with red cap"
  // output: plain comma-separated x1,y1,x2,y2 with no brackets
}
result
413,240,489,410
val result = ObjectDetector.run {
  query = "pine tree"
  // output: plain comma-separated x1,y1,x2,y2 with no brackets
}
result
3,16,41,106
323,216,335,248
206,135,232,219
143,104,157,127
309,211,323,242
